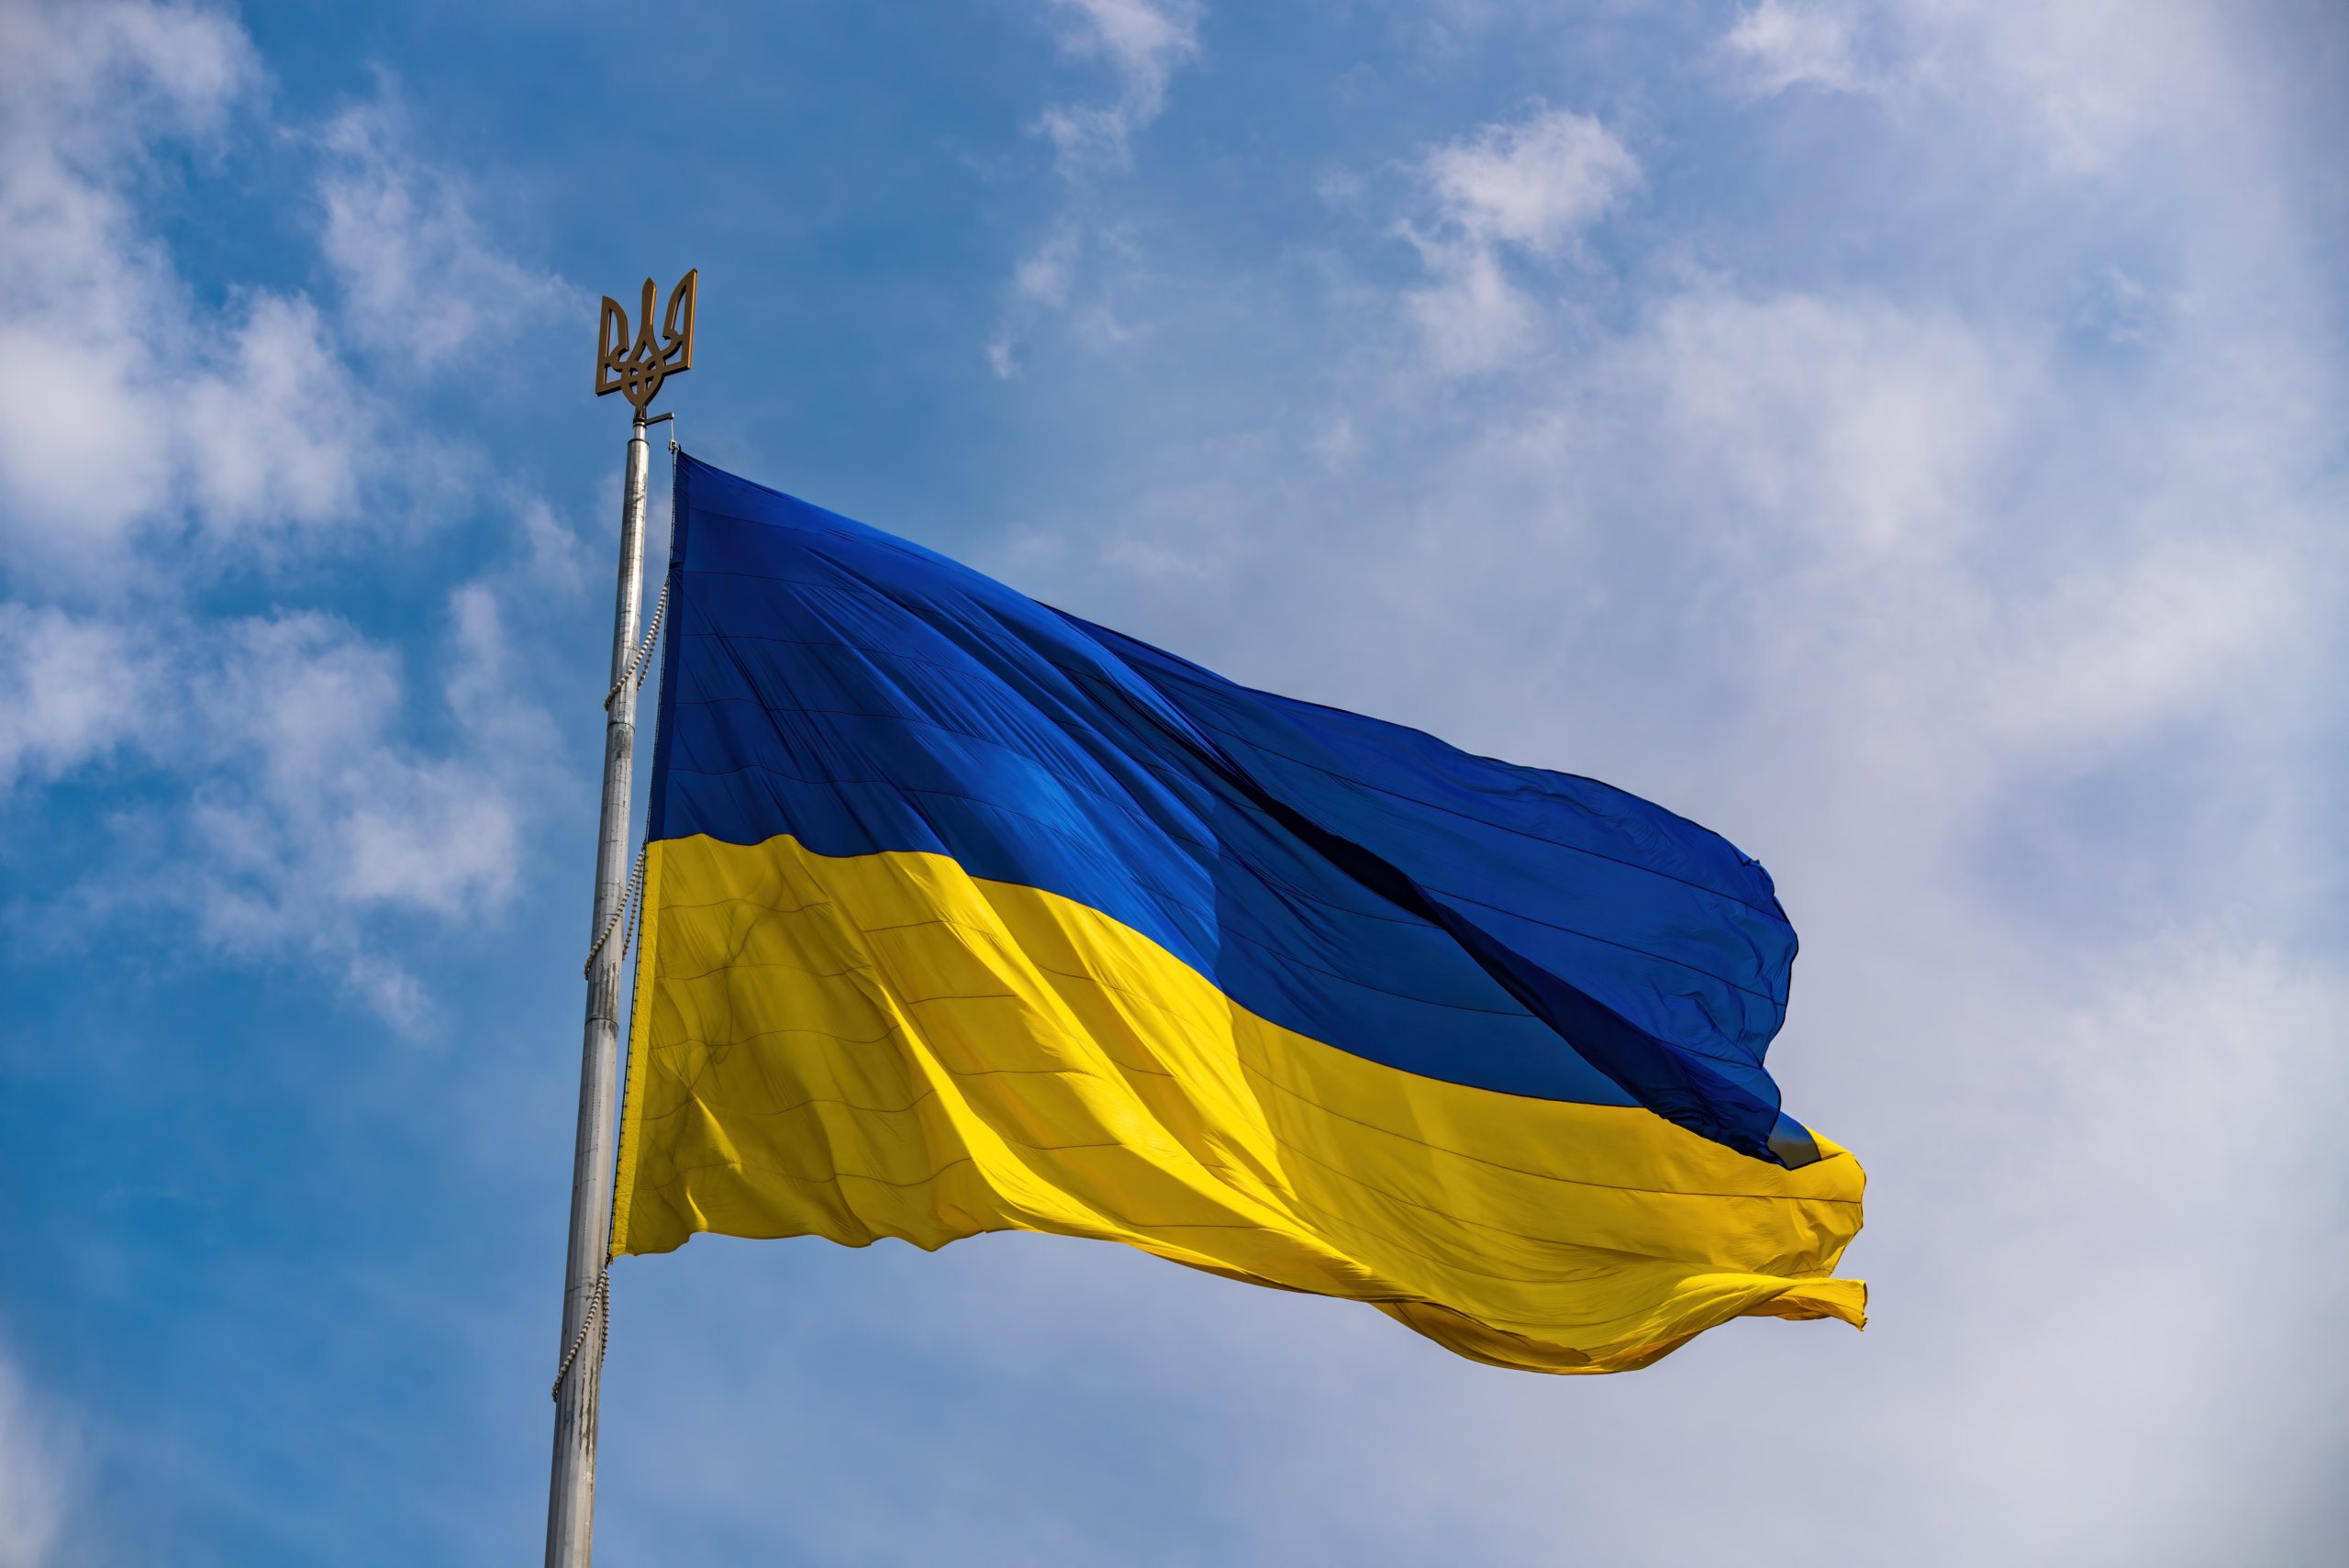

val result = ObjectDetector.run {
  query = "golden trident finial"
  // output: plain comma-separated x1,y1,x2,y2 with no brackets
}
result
595,269,696,415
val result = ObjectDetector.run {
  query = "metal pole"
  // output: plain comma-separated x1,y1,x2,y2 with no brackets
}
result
546,411,650,1568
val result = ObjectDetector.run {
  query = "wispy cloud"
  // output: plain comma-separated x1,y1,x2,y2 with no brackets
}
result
1722,1,1866,95
178,589,554,1026
972,7,2343,1553
0,606,151,792
0,1341,73,1568
991,0,1202,377
0,0,582,1026
6,3,2342,1561
1720,1,2253,178
1401,106,1639,374
1034,0,1200,177
0,3,371,583
317,90,576,373
1420,106,1641,254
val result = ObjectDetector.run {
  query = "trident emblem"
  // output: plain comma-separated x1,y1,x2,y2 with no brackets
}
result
595,269,697,414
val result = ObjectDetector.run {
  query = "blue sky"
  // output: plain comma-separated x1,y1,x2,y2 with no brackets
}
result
3,1,2343,1562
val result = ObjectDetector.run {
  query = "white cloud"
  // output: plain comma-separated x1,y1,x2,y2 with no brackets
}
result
985,333,1021,381
173,585,557,1025
0,605,152,790
1401,106,1638,374
1036,0,1200,175
0,575,562,1031
1053,0,1197,83
1404,244,1535,376
993,1,1202,373
1576,286,2301,875
1909,0,2233,177
174,294,373,536
515,495,592,597
1724,0,1866,95
2,2,2337,1556
1613,290,2017,553
974,9,2343,1551
0,0,255,152
1012,226,1080,307
1420,106,1641,255
0,1344,72,1568
317,94,575,373
0,0,580,1024
0,3,389,584
1720,1,2255,177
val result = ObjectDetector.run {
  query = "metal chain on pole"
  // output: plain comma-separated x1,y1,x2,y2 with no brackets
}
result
550,423,681,1415
550,1265,611,1403
557,269,694,1568
581,846,648,979
555,477,657,1407
602,575,668,712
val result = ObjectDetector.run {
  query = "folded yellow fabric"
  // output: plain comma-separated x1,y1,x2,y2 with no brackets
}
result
615,836,1865,1374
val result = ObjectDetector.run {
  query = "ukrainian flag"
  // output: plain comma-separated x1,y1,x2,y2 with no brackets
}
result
611,455,1865,1374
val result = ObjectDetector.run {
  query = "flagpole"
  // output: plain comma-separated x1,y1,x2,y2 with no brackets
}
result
546,408,650,1568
